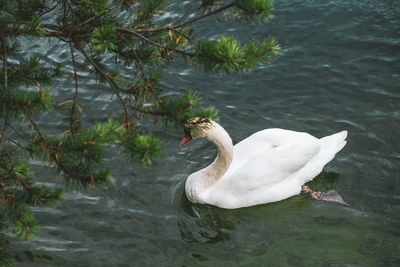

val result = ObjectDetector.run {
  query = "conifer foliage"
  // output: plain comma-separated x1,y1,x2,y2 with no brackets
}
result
0,0,280,265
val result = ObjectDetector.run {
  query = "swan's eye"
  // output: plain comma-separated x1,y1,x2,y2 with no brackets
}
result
184,128,192,138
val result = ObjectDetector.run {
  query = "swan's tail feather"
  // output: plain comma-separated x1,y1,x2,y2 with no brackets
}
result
301,131,347,188
311,130,348,175
320,130,348,156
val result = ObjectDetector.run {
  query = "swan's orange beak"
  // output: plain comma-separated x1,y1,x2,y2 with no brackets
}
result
181,130,192,146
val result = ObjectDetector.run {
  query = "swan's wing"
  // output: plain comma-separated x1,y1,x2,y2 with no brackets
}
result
221,141,321,194
231,129,318,170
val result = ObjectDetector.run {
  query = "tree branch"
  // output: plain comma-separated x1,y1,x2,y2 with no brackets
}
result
116,27,194,57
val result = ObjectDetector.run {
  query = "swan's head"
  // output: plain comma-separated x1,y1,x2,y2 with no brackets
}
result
181,117,213,146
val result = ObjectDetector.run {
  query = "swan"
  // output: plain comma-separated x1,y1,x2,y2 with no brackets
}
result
181,118,348,209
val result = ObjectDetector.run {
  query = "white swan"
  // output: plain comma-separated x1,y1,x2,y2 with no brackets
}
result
181,118,348,209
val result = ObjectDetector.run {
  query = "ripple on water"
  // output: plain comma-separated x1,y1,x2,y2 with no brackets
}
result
65,192,100,205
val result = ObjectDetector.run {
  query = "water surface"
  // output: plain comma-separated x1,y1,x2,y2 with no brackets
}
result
10,0,400,266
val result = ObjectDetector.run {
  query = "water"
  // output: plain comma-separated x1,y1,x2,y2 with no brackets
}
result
10,0,400,266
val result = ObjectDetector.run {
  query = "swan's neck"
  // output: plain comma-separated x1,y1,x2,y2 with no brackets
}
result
201,122,234,186
185,122,234,204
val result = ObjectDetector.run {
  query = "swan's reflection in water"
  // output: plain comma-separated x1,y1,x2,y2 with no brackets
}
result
178,192,239,244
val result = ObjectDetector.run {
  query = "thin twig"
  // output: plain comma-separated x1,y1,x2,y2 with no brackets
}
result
6,136,26,151
128,100,192,117
77,45,130,128
1,37,8,91
0,37,9,148
25,112,43,139
17,0,25,15
39,1,62,16
116,32,146,79
134,2,235,33
253,46,275,59
116,28,194,57
69,41,79,136
28,117,42,137
71,1,124,31
0,116,8,148
7,123,34,143
116,31,162,106
168,2,235,30
168,2,207,26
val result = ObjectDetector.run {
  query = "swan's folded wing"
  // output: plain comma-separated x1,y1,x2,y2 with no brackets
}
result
222,141,321,193
231,128,318,170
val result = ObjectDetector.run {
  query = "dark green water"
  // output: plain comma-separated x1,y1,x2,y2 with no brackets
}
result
10,0,400,266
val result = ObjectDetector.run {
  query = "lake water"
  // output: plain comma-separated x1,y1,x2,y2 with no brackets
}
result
10,0,400,266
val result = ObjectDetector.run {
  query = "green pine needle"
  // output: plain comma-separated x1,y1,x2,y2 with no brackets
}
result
91,25,119,53
235,0,274,21
14,214,38,241
119,131,163,166
194,36,281,73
